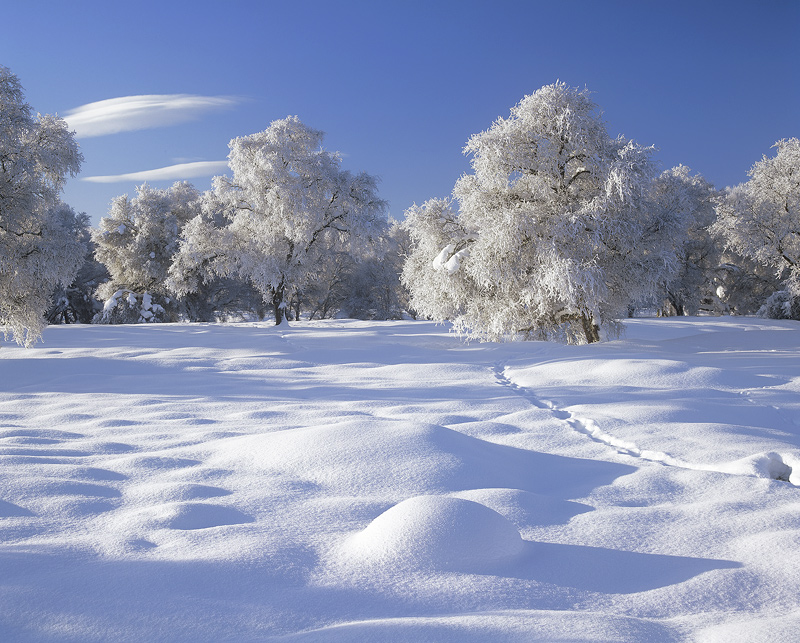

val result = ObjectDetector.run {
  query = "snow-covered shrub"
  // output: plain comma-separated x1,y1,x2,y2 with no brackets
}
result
94,290,174,324
759,290,800,320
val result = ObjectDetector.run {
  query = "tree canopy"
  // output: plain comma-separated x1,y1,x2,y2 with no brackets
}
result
403,82,687,343
0,66,84,345
172,116,387,325
713,138,800,305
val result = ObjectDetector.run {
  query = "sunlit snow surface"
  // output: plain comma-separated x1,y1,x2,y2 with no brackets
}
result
1,317,800,641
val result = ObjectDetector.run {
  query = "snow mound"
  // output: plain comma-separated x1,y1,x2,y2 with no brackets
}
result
342,495,525,572
212,419,631,498
716,451,800,484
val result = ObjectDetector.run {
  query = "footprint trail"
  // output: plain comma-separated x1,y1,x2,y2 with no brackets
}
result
493,363,799,485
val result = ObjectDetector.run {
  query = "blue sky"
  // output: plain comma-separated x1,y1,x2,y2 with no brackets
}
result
3,0,798,224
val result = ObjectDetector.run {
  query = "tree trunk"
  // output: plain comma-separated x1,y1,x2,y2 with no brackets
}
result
581,312,600,344
666,292,685,316
272,281,287,325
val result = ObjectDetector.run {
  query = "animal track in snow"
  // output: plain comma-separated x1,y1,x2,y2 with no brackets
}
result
492,363,799,486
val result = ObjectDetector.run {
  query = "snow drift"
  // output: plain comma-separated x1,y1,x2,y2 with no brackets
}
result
1,317,799,641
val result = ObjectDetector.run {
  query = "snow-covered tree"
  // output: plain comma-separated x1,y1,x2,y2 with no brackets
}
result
402,197,479,323
92,181,200,323
713,138,800,307
174,116,387,325
651,166,719,316
336,218,408,320
0,67,84,346
758,289,800,320
292,221,407,321
404,83,681,343
297,249,354,320
46,211,108,324
167,191,266,322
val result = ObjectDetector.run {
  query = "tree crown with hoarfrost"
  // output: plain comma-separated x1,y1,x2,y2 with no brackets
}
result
403,82,685,343
91,181,200,323
713,138,800,299
173,116,387,324
93,181,200,297
0,67,84,346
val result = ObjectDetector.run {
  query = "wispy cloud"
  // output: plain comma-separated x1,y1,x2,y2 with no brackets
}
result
64,94,239,138
81,160,229,184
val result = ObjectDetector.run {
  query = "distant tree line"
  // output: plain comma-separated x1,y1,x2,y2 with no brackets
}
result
1,67,797,346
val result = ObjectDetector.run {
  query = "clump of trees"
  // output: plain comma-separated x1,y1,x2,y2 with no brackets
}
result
401,84,800,342
167,117,389,325
3,67,797,346
713,138,800,319
1,67,405,344
91,116,402,326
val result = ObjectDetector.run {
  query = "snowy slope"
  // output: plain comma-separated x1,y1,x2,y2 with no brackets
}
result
1,317,799,642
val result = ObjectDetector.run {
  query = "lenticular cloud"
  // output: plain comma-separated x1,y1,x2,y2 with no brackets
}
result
81,160,229,183
63,94,238,137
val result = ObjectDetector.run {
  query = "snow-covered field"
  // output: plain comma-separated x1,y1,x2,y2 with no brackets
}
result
2,317,800,642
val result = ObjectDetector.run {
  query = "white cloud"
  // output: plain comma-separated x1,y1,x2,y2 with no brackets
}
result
81,160,229,184
64,94,239,138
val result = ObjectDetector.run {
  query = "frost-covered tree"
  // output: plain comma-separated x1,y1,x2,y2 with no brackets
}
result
402,198,479,323
92,181,200,323
46,211,108,324
759,289,800,320
711,250,783,315
299,249,354,320
281,216,408,321
651,166,719,316
338,218,408,320
0,67,84,346
174,116,387,325
296,219,407,321
404,83,681,343
713,138,800,314
167,191,267,322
